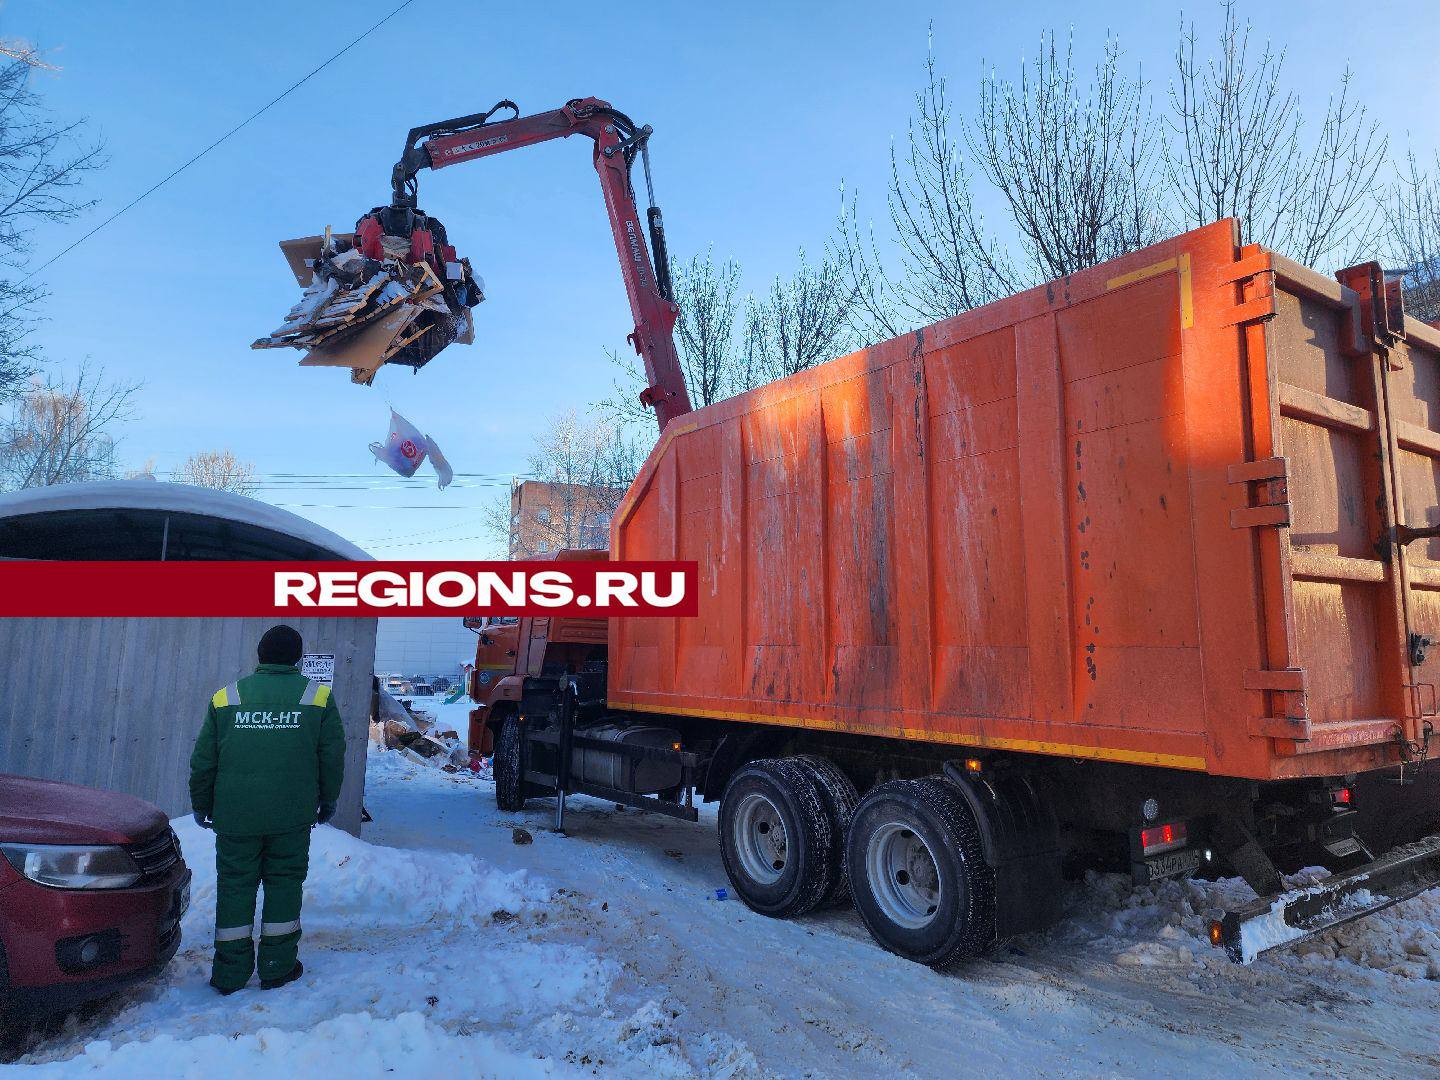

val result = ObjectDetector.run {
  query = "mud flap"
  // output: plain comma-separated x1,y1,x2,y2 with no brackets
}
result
940,763,1063,938
1214,832,1440,963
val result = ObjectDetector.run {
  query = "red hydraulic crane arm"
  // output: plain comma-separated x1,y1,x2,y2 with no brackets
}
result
390,98,693,431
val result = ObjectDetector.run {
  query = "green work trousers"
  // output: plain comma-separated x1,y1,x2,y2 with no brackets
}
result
211,828,311,991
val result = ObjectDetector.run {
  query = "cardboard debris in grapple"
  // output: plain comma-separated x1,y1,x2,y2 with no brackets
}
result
253,229,477,386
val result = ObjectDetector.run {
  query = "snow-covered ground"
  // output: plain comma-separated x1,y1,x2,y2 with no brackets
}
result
9,696,1440,1077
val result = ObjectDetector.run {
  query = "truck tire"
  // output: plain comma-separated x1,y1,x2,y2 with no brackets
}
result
719,758,834,917
790,754,859,907
494,713,526,813
846,777,996,968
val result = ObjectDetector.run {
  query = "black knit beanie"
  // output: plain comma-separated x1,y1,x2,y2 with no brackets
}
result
257,624,303,666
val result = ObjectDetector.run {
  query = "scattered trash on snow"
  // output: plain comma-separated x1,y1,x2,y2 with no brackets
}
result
513,828,534,846
369,688,468,769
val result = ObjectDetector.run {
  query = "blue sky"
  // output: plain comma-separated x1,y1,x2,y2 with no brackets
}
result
6,0,1439,559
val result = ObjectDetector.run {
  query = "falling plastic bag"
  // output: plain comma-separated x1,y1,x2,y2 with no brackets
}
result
370,408,428,478
370,408,453,489
427,435,454,491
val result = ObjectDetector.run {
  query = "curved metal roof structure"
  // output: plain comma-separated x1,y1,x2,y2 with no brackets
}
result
0,480,371,561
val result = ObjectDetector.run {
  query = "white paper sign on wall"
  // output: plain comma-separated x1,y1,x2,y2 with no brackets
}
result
301,653,336,686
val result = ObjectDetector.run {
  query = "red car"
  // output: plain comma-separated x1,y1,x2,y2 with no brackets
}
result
0,774,190,1023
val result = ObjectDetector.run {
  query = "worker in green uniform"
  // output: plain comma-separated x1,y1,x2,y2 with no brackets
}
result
189,625,345,995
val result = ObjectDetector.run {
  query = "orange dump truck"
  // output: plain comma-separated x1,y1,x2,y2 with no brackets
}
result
468,219,1440,965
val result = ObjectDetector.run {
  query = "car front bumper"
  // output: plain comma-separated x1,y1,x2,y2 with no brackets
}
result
1,865,190,1020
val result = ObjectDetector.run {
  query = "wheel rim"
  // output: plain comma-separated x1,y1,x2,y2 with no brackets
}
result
733,791,788,885
866,821,942,929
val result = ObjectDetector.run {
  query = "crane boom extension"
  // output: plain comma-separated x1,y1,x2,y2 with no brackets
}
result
390,97,693,431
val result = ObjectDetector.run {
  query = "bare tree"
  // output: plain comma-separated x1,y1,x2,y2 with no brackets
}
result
675,250,742,406
174,449,259,496
604,247,852,428
972,32,1166,282
837,32,1162,346
0,363,138,489
1165,1,1384,267
744,250,854,381
0,44,104,397
1386,150,1440,324
840,15,1392,344
834,45,1011,344
604,250,742,430
492,411,644,558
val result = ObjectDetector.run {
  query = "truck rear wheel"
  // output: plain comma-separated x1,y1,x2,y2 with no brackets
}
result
847,777,996,967
719,758,834,917
493,713,526,813
790,755,859,907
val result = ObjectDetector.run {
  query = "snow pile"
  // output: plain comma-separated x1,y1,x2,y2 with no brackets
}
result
1291,888,1440,978
18,738,1440,1077
175,817,543,936
524,999,765,1080
20,775,624,1074
20,1013,576,1079
1056,868,1440,979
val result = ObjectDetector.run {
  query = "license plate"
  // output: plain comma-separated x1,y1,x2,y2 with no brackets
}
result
1146,848,1202,882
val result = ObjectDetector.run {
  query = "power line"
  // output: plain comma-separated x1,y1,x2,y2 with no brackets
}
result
357,518,488,544
263,471,521,479
367,533,493,550
272,502,483,510
23,0,419,281
255,483,514,492
253,474,516,482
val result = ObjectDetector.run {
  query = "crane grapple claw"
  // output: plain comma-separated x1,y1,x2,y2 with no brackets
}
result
252,209,483,385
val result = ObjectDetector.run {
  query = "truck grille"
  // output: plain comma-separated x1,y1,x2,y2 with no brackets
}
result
127,828,181,882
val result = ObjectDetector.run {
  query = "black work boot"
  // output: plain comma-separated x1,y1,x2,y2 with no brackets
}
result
209,980,242,997
260,960,304,990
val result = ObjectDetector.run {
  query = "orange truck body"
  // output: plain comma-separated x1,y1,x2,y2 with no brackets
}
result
606,219,1440,783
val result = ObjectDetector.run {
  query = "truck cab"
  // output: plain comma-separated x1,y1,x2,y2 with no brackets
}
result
464,549,609,761
468,615,521,701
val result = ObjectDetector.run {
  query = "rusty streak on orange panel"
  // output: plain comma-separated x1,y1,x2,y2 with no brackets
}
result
607,219,1415,781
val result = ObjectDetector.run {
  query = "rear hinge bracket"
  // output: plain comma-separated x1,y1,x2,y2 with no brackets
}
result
1217,263,1278,327
1216,252,1274,288
1228,456,1290,528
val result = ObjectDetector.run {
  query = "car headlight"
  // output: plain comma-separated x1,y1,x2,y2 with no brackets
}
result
0,844,142,889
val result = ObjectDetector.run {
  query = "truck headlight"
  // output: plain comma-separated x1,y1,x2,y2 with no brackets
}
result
0,844,142,889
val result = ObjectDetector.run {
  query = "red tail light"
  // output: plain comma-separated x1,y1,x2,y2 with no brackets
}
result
1140,822,1187,855
1334,786,1352,805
